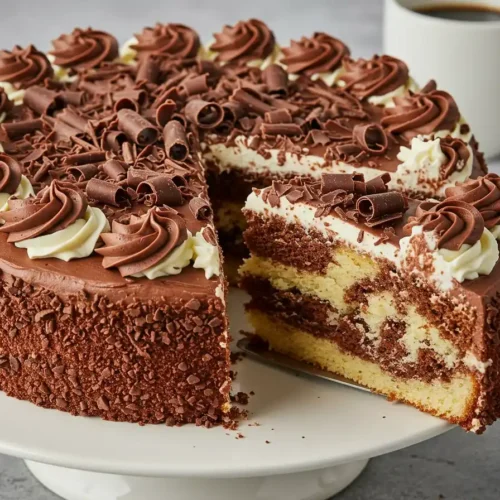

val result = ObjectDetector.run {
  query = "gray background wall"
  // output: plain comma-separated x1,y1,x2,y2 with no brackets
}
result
0,1,499,498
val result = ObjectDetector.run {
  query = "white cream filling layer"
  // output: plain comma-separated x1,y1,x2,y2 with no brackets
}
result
192,228,221,279
16,206,109,261
203,135,469,198
0,175,34,212
0,82,25,105
393,137,473,197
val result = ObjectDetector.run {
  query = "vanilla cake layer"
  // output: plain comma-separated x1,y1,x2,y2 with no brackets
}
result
241,186,500,431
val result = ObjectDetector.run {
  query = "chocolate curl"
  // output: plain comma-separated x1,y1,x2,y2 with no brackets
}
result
221,101,245,125
86,178,129,207
264,109,292,124
181,74,209,96
102,130,127,152
1,119,43,139
59,90,85,106
102,159,127,181
231,88,273,115
353,123,388,155
56,108,89,133
357,192,407,227
163,120,188,162
63,151,106,165
67,163,99,182
366,173,391,194
136,56,159,84
321,173,358,194
261,123,302,137
113,89,147,113
189,196,212,220
23,87,64,116
117,109,159,146
126,167,157,188
156,99,177,127
305,129,330,146
262,64,288,96
184,99,224,129
137,175,183,207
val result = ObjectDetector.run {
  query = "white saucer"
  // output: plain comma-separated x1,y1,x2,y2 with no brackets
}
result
0,289,451,500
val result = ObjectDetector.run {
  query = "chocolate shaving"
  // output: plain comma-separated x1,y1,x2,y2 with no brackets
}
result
231,88,273,115
262,64,288,96
366,173,391,194
353,123,388,155
189,196,213,220
221,101,245,124
356,192,407,227
67,163,99,181
136,56,159,84
264,109,292,124
321,173,361,194
63,151,106,165
117,109,159,146
137,175,183,207
155,99,177,127
86,178,129,207
59,91,85,106
102,130,126,152
126,167,157,188
305,129,330,146
163,120,188,161
23,86,64,116
56,108,88,132
261,123,302,137
102,159,127,181
181,74,209,96
1,119,43,139
184,99,224,129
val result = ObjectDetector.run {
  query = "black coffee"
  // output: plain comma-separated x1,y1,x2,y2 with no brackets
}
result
415,3,500,21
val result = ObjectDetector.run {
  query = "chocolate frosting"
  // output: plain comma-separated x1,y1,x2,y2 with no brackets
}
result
446,174,500,230
0,153,22,195
404,200,484,251
96,207,188,277
340,55,409,99
0,45,53,89
210,19,275,64
439,137,470,178
0,180,88,243
382,83,460,140
280,32,350,76
131,23,200,60
50,28,119,70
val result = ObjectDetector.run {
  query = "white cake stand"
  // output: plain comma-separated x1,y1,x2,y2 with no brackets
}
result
0,289,451,500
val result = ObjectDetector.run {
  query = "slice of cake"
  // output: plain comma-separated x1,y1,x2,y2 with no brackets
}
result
241,172,500,432
0,28,231,427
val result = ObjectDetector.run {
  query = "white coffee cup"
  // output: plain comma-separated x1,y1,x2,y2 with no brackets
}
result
383,0,500,159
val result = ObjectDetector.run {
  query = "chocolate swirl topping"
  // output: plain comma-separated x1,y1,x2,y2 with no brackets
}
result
404,200,484,251
0,45,53,89
0,153,22,195
439,137,470,178
340,55,409,100
0,180,87,243
131,23,200,60
445,174,500,230
280,32,350,76
381,82,460,140
96,207,188,277
50,28,119,70
210,19,275,64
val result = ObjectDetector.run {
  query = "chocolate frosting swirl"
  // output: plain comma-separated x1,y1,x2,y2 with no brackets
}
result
404,200,484,251
0,180,87,243
445,174,500,230
0,153,22,195
439,137,470,178
50,28,119,70
210,19,275,64
0,45,53,89
382,84,460,140
96,207,188,277
340,55,409,99
131,23,200,60
280,32,350,75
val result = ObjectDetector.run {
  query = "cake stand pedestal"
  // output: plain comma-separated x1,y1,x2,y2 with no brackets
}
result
25,459,369,500
0,291,451,500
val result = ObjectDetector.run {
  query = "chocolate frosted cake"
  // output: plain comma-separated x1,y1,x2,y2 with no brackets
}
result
0,19,496,431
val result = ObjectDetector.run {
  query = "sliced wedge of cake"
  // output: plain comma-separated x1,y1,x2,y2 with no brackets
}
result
241,172,500,432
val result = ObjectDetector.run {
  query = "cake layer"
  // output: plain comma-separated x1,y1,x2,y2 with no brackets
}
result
247,310,478,426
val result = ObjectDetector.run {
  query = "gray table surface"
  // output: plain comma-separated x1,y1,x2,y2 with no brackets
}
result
0,1,499,498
